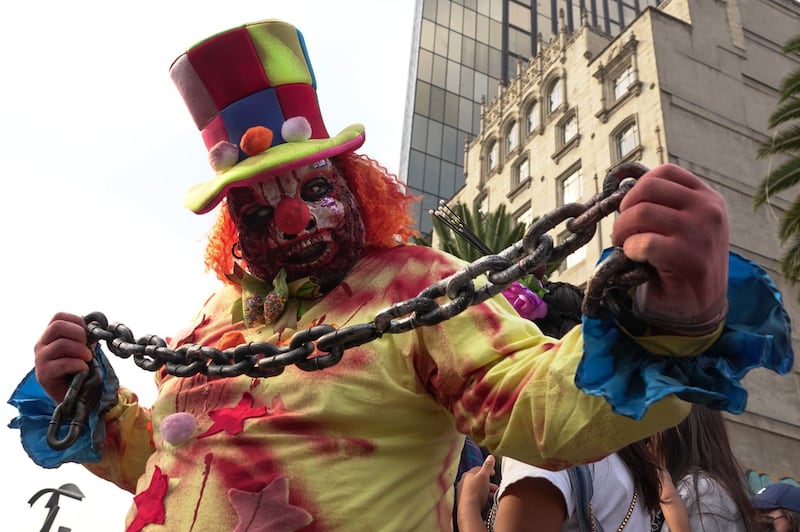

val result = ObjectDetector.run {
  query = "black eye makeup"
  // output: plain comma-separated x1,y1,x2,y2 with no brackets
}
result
241,204,274,231
301,176,333,202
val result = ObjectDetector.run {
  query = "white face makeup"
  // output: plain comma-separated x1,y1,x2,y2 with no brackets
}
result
227,159,365,291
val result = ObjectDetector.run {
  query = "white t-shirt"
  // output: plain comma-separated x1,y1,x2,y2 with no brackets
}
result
660,472,745,532
498,453,650,531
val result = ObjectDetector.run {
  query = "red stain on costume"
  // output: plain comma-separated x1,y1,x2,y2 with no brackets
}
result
190,453,214,529
127,466,169,532
269,415,376,457
206,438,326,531
456,366,533,423
197,392,268,438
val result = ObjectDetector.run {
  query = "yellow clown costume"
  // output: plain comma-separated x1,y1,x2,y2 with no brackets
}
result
8,19,793,532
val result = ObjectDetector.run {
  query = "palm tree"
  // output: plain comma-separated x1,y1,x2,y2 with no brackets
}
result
427,201,560,289
430,201,526,262
754,34,800,288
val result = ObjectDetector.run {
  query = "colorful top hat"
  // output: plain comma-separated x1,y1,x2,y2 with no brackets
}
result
170,20,366,214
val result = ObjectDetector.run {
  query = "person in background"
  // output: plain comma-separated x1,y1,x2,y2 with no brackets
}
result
456,283,662,532
650,405,759,531
9,17,792,532
752,483,800,532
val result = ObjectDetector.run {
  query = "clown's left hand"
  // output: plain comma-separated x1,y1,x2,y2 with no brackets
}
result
612,164,729,335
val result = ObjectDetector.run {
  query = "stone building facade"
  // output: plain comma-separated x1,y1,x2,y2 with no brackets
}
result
451,0,800,484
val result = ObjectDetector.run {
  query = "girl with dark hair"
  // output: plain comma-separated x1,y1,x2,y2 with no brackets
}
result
456,281,665,531
650,405,759,532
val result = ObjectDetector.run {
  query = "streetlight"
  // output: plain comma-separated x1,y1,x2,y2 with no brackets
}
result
28,483,85,532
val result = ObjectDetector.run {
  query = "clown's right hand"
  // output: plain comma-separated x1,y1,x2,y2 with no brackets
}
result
34,312,93,403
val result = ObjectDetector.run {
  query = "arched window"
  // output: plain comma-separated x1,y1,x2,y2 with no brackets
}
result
547,77,563,114
526,101,540,133
505,121,519,154
486,140,499,173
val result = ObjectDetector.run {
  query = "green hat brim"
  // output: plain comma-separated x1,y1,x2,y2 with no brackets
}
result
185,123,366,214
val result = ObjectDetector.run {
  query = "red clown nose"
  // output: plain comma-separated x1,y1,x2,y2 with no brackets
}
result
275,198,311,235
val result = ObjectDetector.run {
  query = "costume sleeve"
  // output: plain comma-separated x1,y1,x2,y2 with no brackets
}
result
7,345,154,492
576,251,793,418
82,386,154,493
416,251,791,469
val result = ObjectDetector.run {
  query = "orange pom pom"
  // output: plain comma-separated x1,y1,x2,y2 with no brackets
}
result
240,126,274,156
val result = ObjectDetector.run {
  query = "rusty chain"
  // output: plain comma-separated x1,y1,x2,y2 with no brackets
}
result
46,162,652,450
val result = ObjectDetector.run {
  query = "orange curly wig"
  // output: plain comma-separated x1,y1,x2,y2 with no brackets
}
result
204,152,420,284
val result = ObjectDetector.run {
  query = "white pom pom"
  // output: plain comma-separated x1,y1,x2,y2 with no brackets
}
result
208,141,239,172
281,116,312,142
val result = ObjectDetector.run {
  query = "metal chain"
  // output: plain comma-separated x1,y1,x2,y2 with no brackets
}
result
46,162,652,450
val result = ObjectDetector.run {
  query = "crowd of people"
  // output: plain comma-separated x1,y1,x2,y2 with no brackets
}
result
8,17,796,532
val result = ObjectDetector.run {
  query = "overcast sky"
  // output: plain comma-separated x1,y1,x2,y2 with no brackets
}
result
0,1,415,529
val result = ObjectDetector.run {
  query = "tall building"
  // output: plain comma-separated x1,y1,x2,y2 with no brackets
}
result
399,0,662,234
452,0,800,485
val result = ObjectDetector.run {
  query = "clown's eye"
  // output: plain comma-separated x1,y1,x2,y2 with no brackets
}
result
241,205,274,231
301,177,333,201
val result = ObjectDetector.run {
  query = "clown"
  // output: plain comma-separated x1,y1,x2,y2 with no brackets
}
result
11,19,792,532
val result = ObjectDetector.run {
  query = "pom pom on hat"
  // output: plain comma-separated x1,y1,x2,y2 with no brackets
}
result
241,126,274,156
160,412,197,446
208,141,240,172
281,116,312,142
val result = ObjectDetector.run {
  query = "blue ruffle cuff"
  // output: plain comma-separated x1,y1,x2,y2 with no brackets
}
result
7,345,120,468
577,251,793,419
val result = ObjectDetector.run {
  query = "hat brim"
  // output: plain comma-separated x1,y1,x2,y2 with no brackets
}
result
184,123,365,214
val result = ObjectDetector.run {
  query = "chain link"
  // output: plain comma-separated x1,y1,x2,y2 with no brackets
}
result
46,162,652,450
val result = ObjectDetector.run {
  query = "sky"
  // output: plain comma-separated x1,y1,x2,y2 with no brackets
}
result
0,1,416,529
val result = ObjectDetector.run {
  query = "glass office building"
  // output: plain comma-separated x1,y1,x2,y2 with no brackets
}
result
399,0,660,234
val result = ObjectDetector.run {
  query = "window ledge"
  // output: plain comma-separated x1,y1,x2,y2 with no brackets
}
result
507,176,532,201
609,145,644,171
595,81,642,124
551,134,581,164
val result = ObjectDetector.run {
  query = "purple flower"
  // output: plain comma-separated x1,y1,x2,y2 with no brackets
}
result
502,281,548,321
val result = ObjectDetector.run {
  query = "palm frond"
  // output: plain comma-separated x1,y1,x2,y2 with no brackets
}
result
768,98,800,129
778,199,800,243
757,125,800,158
753,158,800,207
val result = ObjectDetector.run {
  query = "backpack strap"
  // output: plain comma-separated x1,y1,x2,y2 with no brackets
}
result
568,465,604,532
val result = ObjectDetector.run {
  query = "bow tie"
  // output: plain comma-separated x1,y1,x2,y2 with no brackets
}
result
228,265,323,330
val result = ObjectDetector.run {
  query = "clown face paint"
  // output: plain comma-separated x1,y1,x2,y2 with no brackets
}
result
227,159,365,292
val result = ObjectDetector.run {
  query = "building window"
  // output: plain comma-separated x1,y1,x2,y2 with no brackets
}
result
560,229,588,270
476,193,489,216
516,204,533,228
593,35,640,124
560,166,583,205
547,77,563,114
616,120,638,159
513,157,530,188
561,114,578,145
612,64,634,101
553,111,580,163
526,101,540,134
505,121,519,155
485,139,499,175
